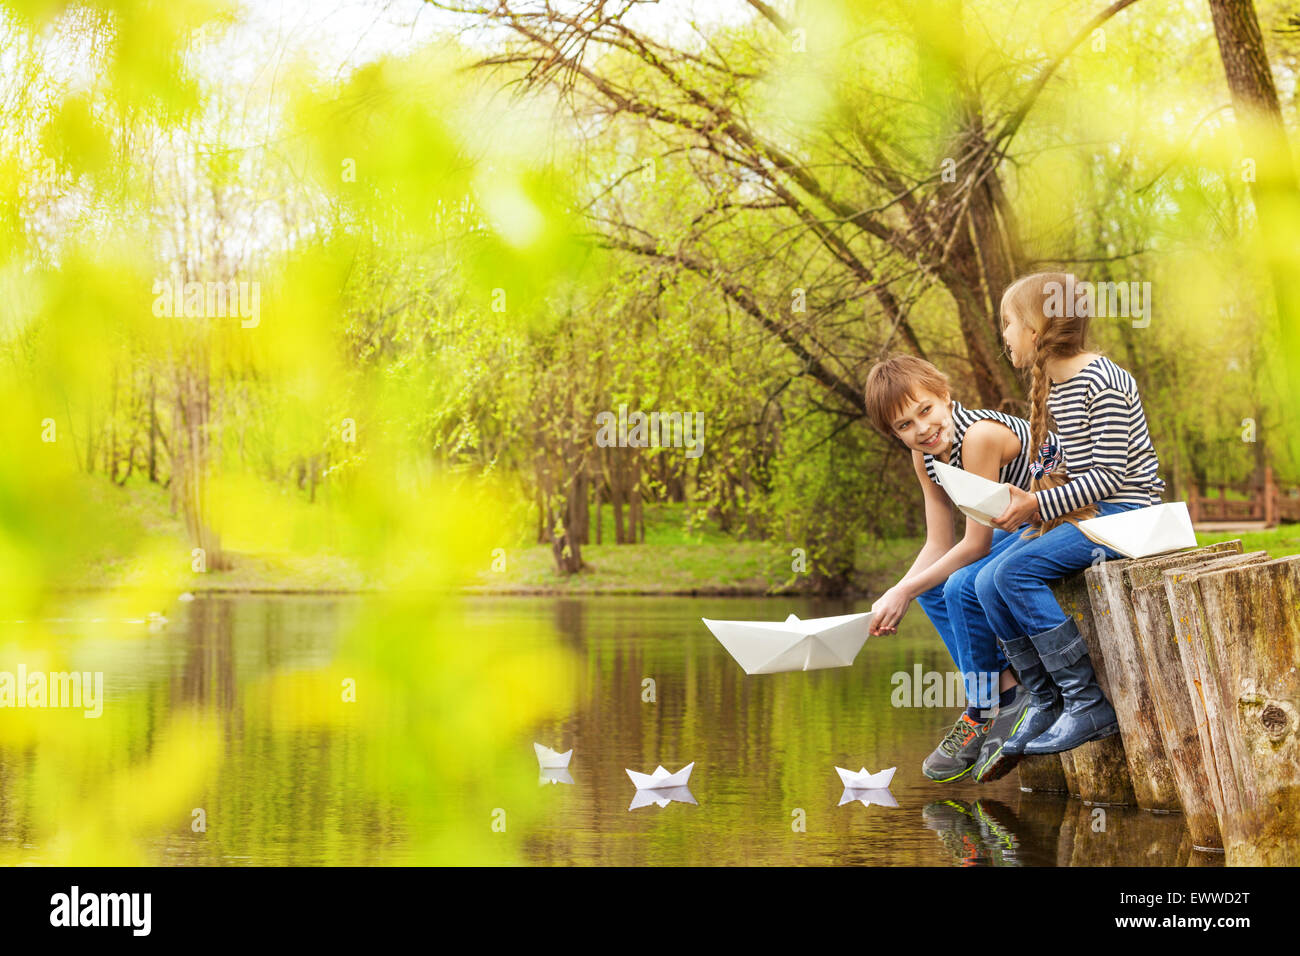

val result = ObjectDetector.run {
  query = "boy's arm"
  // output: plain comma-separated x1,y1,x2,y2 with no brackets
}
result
897,421,1007,598
872,451,954,634
900,449,956,578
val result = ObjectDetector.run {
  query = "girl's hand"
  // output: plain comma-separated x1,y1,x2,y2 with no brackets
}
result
992,484,1040,530
870,584,912,635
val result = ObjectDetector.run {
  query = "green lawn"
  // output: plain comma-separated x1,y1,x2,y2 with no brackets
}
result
1194,523,1300,559
54,475,1300,595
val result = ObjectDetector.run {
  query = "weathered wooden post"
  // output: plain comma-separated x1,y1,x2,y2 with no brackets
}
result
1166,558,1252,857
1048,573,1134,805
1059,750,1078,794
1084,542,1243,812
1127,550,1269,851
1017,754,1068,792
1167,554,1300,865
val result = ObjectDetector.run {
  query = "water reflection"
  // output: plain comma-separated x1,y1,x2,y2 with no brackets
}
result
839,788,898,809
0,594,1213,866
629,787,697,811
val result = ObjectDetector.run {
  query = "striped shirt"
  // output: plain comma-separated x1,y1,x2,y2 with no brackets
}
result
1035,355,1164,522
923,400,1046,491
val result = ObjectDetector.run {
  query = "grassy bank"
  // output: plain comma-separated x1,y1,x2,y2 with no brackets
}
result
55,475,1300,596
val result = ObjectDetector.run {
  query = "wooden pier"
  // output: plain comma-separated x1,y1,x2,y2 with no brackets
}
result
1015,539,1300,865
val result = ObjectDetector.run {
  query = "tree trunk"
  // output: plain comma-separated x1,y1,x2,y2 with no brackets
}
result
1206,0,1300,456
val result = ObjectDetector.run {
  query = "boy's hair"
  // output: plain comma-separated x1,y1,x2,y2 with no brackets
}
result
1000,271,1098,535
863,355,950,442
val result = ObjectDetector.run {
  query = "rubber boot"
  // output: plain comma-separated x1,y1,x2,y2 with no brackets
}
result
1022,618,1119,755
974,635,1060,782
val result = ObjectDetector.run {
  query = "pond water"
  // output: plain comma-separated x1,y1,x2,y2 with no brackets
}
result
0,594,1212,866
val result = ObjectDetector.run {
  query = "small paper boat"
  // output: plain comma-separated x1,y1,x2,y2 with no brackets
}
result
702,612,874,675
1077,502,1197,559
932,460,1010,527
626,762,695,790
835,766,897,789
534,743,573,769
629,786,697,810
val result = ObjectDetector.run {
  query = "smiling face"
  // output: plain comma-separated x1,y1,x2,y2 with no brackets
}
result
890,388,955,455
1001,306,1038,369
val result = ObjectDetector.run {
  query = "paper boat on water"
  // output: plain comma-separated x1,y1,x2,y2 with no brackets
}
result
838,788,899,809
932,460,1010,527
534,743,573,769
702,612,874,675
626,762,695,790
835,766,897,789
1077,502,1197,559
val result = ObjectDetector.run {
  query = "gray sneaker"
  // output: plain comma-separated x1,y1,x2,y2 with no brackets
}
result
922,712,991,782
974,685,1033,783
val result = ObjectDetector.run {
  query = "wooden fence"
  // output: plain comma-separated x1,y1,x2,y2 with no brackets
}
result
1188,465,1300,526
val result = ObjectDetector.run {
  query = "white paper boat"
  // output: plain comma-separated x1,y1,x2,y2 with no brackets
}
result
534,742,573,769
626,762,694,790
931,460,1010,527
1077,502,1196,559
838,788,899,809
702,612,874,675
835,765,897,789
629,786,697,810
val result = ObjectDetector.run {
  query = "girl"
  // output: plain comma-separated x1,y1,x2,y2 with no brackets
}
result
864,355,1053,783
973,272,1164,782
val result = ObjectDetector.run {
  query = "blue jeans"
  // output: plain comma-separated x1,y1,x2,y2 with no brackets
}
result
914,526,1027,709
974,500,1145,641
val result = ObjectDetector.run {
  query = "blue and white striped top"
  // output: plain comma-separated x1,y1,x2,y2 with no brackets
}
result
923,400,1047,491
1035,356,1164,522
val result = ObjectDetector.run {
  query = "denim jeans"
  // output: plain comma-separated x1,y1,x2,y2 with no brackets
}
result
974,499,1145,642
914,526,1028,709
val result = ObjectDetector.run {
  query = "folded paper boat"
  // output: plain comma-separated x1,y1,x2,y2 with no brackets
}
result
701,612,874,675
931,460,1010,527
626,762,695,790
835,766,897,789
1077,502,1197,559
534,743,573,769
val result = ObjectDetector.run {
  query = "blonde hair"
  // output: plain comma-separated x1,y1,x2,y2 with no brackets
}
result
863,355,950,443
1000,272,1098,536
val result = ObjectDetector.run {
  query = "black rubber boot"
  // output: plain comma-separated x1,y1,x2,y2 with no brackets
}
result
1022,618,1119,755
974,635,1060,782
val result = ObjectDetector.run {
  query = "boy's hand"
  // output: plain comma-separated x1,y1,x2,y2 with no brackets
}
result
992,484,1040,530
870,584,911,635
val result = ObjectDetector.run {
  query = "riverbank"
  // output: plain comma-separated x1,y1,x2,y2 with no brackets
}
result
59,475,1300,596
